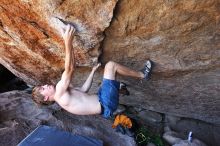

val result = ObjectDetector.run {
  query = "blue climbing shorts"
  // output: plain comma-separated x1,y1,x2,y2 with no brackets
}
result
98,78,120,118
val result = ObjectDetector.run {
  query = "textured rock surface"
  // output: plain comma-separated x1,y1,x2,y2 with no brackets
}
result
0,0,220,130
0,0,117,85
102,0,220,124
0,91,135,146
138,110,162,124
165,115,220,146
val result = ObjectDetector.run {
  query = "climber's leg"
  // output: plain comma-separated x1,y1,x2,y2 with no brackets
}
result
98,61,153,118
103,61,144,80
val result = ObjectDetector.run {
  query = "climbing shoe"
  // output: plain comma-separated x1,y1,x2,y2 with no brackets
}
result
119,82,130,95
141,60,153,80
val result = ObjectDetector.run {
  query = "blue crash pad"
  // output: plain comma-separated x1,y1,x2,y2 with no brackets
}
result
18,125,103,146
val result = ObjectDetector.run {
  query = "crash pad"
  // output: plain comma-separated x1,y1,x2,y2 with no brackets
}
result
18,125,103,146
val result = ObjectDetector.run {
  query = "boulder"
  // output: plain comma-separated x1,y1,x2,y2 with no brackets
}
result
0,0,219,127
0,0,117,85
137,110,162,124
165,114,220,146
0,91,136,146
103,0,220,124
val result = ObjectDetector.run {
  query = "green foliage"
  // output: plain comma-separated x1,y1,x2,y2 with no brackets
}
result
151,135,163,146
135,128,151,145
135,127,163,146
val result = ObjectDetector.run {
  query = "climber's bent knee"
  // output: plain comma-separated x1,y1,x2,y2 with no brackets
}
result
103,61,117,80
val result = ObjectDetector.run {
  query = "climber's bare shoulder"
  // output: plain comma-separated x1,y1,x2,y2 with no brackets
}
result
54,86,102,115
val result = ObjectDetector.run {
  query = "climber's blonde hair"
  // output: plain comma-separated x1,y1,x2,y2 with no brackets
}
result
32,86,54,105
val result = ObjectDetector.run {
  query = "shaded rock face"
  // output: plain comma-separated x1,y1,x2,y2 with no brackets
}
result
0,0,220,127
0,64,28,93
0,91,219,146
0,91,135,146
102,0,220,124
164,115,220,146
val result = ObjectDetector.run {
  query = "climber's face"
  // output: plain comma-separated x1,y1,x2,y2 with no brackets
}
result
39,84,55,101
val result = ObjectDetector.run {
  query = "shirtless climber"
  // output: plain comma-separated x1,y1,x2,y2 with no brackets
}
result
32,24,153,118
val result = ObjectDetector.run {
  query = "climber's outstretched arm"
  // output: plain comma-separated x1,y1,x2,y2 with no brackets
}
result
55,25,75,98
78,63,101,93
